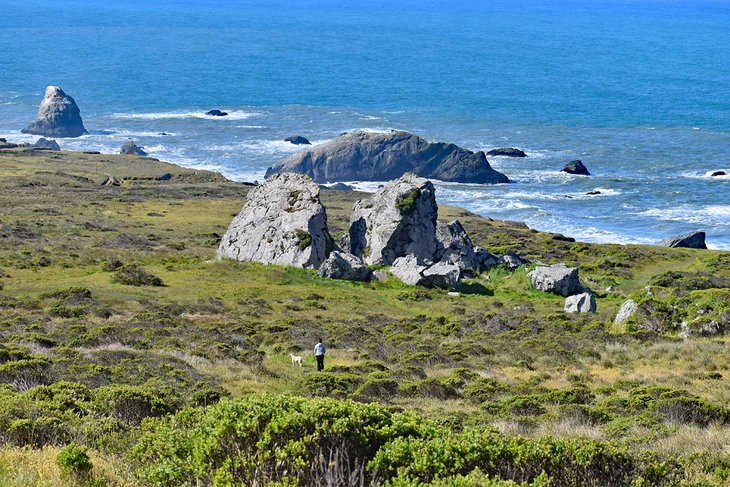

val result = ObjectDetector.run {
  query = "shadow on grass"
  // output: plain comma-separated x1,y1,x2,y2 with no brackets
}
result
460,282,493,296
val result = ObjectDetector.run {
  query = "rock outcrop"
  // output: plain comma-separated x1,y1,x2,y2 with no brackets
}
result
22,86,87,138
529,264,582,297
657,231,707,249
564,292,596,313
389,255,460,290
422,262,461,290
265,130,510,184
486,147,527,158
390,255,431,286
561,160,590,176
435,220,481,272
711,171,726,177
285,136,311,145
217,173,335,269
120,141,148,156
317,251,372,281
206,110,228,116
32,138,60,150
345,173,439,266
614,299,638,326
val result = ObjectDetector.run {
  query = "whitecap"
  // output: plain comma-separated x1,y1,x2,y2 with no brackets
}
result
110,110,263,121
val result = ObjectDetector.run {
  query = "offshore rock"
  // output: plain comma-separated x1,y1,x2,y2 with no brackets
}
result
318,251,372,281
346,173,439,266
265,130,510,184
22,86,87,138
217,172,335,269
32,138,60,150
205,109,228,116
657,231,707,249
285,135,311,145
529,263,582,297
711,171,726,177
486,147,527,157
561,160,590,176
564,292,596,313
120,141,148,156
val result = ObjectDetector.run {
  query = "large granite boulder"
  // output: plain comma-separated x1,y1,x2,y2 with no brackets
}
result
422,262,461,290
529,264,582,297
318,251,372,281
120,141,148,156
345,173,439,266
265,130,510,184
32,138,60,150
217,173,335,269
564,292,596,313
285,136,311,145
657,231,707,249
22,86,87,138
389,254,431,286
435,220,481,273
561,160,590,176
389,255,460,290
614,299,638,325
486,147,527,158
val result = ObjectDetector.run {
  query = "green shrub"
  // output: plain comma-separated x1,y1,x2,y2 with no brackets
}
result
295,229,312,250
57,442,93,479
396,189,420,215
111,265,164,286
295,372,361,398
354,372,399,402
93,384,170,425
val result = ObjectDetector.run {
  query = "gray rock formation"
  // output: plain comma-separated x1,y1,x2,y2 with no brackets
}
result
285,136,311,145
22,86,87,138
32,138,60,150
564,292,596,313
346,173,439,266
422,262,461,290
711,171,726,177
501,253,525,269
486,147,527,157
206,110,228,116
614,299,638,326
529,264,582,297
561,160,590,176
679,320,723,338
217,172,335,269
265,130,510,184
657,231,707,249
390,255,431,286
435,220,481,273
120,141,148,156
317,251,372,281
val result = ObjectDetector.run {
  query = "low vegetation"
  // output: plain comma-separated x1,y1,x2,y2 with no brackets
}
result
0,147,727,485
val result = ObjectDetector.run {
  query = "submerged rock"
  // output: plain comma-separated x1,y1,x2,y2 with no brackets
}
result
711,171,726,177
120,141,148,156
318,251,372,281
205,109,228,116
285,135,311,145
346,173,439,266
486,147,527,157
564,292,596,313
265,130,510,184
657,231,707,249
217,172,335,269
22,86,87,138
561,160,590,176
32,138,60,150
529,263,582,297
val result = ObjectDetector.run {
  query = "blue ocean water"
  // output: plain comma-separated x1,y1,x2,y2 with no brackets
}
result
1,0,729,248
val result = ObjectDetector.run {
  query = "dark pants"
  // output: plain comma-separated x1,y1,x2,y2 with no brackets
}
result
316,354,325,371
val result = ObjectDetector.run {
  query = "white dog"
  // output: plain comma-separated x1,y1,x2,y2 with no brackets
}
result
289,353,303,367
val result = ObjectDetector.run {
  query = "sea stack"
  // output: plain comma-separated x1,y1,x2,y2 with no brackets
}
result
22,86,87,138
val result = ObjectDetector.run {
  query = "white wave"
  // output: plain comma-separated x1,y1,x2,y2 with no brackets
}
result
110,110,263,121
680,169,729,180
637,205,730,225
235,125,266,129
353,112,384,121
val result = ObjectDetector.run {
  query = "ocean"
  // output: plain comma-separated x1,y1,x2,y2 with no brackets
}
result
1,0,729,248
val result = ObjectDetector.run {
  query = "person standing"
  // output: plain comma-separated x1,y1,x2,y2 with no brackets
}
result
314,338,326,371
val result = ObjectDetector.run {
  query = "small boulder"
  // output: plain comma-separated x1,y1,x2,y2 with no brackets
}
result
22,86,87,138
318,251,372,281
389,254,430,286
120,141,148,156
486,147,527,157
614,299,638,326
657,231,707,249
206,109,228,117
435,220,481,273
564,292,596,313
285,135,311,145
477,249,501,270
422,262,461,290
529,263,582,297
346,173,439,265
217,172,335,269
710,171,726,177
501,253,525,269
32,138,60,150
561,160,590,176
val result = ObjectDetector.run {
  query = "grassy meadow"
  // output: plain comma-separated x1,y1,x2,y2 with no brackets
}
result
0,147,727,486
